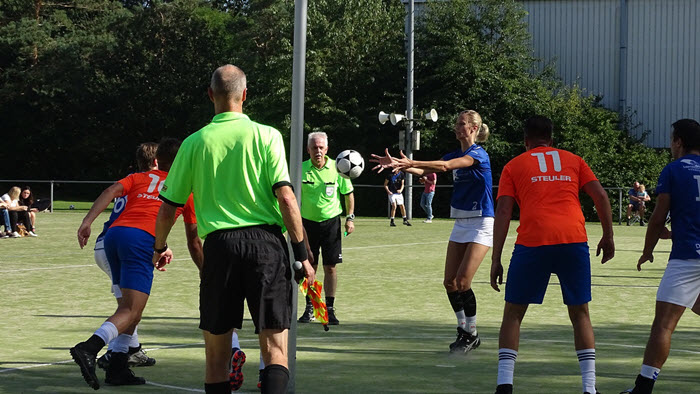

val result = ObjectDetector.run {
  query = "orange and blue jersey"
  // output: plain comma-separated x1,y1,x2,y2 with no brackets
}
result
110,169,196,236
497,147,597,247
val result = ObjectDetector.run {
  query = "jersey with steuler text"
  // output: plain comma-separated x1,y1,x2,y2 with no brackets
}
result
110,169,196,236
497,147,597,247
442,144,494,218
656,154,700,260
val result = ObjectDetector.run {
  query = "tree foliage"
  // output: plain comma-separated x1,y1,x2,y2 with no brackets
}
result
0,0,671,219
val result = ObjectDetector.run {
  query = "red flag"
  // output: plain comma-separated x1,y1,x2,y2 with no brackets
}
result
299,278,329,331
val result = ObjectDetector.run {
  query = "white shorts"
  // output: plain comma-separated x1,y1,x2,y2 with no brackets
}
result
389,193,404,206
94,240,122,298
449,217,494,247
656,259,700,308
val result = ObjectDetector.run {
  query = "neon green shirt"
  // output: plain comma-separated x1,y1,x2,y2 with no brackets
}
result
300,156,353,222
160,112,290,238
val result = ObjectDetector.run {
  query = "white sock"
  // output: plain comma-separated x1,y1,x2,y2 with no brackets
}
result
129,326,140,348
497,348,518,385
640,364,660,381
259,354,265,370
466,315,477,335
112,334,132,353
94,321,118,345
455,310,467,330
231,330,240,349
576,348,596,393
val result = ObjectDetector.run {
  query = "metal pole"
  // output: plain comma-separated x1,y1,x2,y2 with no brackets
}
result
50,180,54,213
404,0,415,220
618,0,628,125
288,1,308,392
619,188,623,225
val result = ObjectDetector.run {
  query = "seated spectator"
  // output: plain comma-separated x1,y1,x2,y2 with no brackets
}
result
0,202,11,238
626,181,650,226
19,186,39,232
1,186,36,237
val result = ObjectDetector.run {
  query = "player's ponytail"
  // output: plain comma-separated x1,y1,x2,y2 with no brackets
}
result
477,123,490,143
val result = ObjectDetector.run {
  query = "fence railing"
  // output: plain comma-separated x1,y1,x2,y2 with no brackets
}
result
0,180,630,224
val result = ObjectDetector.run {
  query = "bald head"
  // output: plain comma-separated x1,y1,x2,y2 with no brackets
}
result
210,65,247,103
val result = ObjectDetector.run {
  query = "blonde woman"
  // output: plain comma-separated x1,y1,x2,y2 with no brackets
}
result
372,110,493,353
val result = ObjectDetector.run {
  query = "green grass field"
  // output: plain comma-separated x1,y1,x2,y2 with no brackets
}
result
1,208,698,393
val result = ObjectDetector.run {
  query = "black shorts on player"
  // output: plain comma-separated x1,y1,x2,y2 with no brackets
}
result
199,225,293,334
303,215,342,266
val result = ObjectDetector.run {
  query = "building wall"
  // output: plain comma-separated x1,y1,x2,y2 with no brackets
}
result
522,0,699,147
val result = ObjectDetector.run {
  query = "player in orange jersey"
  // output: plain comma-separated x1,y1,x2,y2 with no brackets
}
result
490,116,615,394
69,138,198,390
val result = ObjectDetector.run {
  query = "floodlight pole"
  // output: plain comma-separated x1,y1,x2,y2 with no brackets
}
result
404,0,415,220
288,0,308,392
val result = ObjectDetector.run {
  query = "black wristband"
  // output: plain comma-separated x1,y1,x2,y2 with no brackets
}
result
291,240,308,262
154,243,168,254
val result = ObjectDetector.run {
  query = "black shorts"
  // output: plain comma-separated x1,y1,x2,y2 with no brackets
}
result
199,225,292,335
303,216,343,266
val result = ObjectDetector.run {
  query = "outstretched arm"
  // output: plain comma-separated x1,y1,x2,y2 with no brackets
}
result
78,182,124,249
582,181,614,264
491,196,514,292
393,151,474,174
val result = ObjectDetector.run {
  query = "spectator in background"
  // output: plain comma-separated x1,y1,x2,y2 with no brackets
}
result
419,173,437,223
384,171,411,227
1,186,36,237
19,186,39,233
0,201,12,238
638,184,649,209
627,181,650,226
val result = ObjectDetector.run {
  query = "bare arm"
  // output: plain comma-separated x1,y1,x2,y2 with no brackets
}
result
582,180,615,264
152,202,178,271
637,193,671,270
383,179,391,195
344,192,355,235
77,182,124,249
394,151,475,174
276,185,315,284
184,222,203,272
490,196,514,292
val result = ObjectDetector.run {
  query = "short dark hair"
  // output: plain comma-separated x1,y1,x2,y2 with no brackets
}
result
524,115,553,142
135,142,158,171
671,118,700,152
156,138,182,172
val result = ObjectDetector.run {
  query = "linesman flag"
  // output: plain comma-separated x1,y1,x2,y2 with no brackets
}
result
299,278,329,331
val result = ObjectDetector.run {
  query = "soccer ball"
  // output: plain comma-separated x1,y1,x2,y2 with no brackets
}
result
335,150,365,179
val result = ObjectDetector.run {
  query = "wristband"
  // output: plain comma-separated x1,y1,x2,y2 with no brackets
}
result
346,214,355,221
154,243,168,254
291,240,308,262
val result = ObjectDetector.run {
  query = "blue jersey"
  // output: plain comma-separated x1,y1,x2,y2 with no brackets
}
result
385,171,405,193
656,154,700,260
95,196,128,246
442,144,494,218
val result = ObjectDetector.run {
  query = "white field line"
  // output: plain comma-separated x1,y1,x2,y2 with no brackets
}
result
0,258,196,273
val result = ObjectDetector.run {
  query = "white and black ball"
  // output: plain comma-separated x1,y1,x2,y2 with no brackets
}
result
335,150,365,179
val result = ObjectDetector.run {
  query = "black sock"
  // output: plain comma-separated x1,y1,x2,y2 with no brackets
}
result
204,381,229,394
261,364,289,394
460,288,476,317
447,291,463,312
326,297,335,308
83,334,106,354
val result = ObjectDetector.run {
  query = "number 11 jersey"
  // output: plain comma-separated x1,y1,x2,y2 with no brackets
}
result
497,147,598,247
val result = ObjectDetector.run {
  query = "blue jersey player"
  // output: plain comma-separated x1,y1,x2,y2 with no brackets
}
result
372,110,494,354
623,119,700,394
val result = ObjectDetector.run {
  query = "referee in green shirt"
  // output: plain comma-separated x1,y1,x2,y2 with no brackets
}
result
151,65,314,394
298,132,355,325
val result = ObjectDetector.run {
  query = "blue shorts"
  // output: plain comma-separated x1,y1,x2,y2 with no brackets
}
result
505,242,591,305
104,226,155,295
